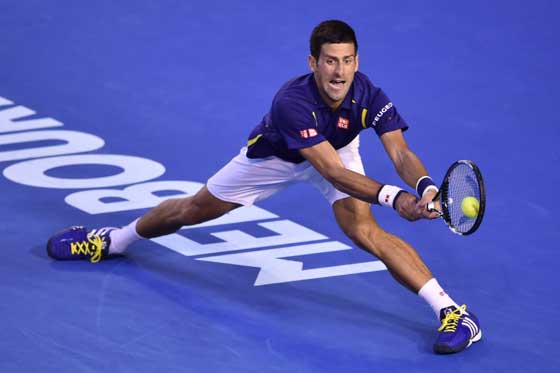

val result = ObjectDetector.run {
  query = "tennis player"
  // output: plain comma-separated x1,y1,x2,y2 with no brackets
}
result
47,20,481,354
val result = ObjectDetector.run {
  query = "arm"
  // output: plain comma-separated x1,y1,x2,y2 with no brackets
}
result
380,130,439,218
300,140,382,203
299,140,422,220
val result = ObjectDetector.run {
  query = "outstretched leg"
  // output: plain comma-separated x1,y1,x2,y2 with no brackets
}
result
45,186,239,261
136,186,241,238
332,197,482,354
107,186,241,253
332,196,432,292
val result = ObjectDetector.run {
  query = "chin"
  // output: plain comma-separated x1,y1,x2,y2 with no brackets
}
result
328,93,345,102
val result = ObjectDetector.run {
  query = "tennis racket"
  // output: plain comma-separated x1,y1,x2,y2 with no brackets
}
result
427,160,486,235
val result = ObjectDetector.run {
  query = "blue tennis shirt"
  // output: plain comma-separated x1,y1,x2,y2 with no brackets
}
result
246,71,408,163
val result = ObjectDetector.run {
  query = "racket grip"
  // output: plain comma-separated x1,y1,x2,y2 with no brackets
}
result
427,202,443,216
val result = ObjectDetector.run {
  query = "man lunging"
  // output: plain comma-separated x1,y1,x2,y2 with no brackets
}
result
47,20,481,354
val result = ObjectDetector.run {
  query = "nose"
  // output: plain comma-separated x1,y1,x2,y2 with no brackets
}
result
334,62,343,76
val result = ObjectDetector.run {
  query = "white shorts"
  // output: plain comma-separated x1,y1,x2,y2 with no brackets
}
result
207,136,365,206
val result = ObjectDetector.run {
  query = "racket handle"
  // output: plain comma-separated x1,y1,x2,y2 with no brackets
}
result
427,202,443,216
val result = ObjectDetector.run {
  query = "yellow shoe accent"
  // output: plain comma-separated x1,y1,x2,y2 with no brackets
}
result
69,233,104,263
438,305,467,333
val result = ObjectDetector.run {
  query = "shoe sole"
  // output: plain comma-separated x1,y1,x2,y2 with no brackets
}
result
467,329,482,348
435,329,482,354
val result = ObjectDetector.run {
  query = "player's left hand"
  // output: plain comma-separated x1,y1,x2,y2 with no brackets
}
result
416,189,441,219
394,192,423,221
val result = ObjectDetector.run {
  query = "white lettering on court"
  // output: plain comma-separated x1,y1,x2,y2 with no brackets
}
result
198,241,387,286
0,104,63,133
3,154,165,189
0,130,105,162
152,220,327,257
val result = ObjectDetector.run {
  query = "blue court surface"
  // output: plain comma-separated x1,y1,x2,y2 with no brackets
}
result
1,1,559,372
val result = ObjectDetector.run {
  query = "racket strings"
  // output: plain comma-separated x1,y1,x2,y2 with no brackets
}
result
444,164,482,234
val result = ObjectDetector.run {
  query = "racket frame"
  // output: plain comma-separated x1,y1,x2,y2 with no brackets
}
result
428,160,486,236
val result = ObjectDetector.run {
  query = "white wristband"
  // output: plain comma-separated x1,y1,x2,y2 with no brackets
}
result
422,185,439,198
377,185,404,208
416,176,438,197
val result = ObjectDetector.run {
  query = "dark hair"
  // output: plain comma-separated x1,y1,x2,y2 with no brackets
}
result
309,20,358,60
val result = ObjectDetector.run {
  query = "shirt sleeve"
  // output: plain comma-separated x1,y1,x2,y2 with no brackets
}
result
271,98,326,150
368,88,408,136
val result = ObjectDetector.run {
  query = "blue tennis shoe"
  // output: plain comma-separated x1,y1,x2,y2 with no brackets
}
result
47,226,116,263
433,304,482,354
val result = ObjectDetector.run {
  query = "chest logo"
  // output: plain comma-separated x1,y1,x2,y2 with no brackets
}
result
337,116,350,130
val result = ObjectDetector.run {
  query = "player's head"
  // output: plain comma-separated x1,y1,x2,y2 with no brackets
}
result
308,20,359,109
309,20,358,60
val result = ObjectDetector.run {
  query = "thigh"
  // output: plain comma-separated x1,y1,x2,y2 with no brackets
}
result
332,196,379,233
206,147,297,206
189,185,242,222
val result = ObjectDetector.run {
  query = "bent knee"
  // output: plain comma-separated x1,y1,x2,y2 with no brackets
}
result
344,222,381,246
344,222,396,256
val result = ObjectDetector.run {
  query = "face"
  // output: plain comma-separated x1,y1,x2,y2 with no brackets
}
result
308,42,359,109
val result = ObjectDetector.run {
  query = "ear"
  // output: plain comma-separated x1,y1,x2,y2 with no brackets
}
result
308,55,317,72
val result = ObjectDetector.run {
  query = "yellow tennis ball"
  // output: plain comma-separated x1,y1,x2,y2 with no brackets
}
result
461,196,479,218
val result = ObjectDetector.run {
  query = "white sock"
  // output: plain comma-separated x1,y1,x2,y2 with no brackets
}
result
109,218,143,254
418,278,460,319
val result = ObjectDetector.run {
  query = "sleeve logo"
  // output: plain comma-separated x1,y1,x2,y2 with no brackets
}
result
300,128,318,138
372,102,393,126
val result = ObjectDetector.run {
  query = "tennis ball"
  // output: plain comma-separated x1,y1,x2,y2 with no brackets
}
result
461,196,479,219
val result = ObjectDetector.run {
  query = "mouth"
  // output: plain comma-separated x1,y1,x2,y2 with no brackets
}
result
329,79,346,89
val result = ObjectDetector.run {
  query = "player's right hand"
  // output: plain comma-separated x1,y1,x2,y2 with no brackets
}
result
417,189,441,220
394,192,424,221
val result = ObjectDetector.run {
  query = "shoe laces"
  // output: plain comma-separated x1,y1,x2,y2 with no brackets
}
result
438,305,467,333
69,233,104,263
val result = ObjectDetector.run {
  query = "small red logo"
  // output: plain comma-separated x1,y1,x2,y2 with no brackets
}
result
337,116,350,129
300,128,318,138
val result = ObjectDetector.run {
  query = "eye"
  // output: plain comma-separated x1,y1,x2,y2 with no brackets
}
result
326,59,334,65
